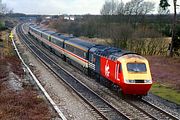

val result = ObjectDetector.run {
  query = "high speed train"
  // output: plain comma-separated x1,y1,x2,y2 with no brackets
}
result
28,23,152,96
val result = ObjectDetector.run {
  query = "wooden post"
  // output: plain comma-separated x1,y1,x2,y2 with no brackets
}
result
169,0,177,57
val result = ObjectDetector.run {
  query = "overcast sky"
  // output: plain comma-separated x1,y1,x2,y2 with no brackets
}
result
2,0,180,15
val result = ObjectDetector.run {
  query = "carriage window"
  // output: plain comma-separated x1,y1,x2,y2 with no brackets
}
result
58,41,63,47
127,63,146,72
91,54,94,62
52,38,56,44
84,52,86,58
67,44,74,52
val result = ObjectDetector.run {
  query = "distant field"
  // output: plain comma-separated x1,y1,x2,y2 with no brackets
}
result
147,56,180,91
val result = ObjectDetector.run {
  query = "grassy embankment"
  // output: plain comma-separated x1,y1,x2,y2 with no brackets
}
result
148,56,180,105
150,83,180,105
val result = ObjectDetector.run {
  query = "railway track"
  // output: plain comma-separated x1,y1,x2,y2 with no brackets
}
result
16,23,179,120
141,98,179,120
123,97,180,120
16,24,132,120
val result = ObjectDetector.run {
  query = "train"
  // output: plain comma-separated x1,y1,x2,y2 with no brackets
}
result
28,23,152,96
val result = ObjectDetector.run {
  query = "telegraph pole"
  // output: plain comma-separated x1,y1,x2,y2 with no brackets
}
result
169,0,177,57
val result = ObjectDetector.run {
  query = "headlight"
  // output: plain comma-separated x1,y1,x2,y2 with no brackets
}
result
125,80,152,83
144,80,151,83
125,80,135,83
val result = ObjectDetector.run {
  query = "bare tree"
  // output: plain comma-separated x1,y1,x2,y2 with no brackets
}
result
0,3,12,14
124,0,155,15
170,0,178,57
1,3,7,14
8,9,14,14
139,2,155,15
158,6,170,15
124,0,143,15
124,2,134,15
101,1,111,15
100,0,119,15
101,0,155,16
117,0,125,15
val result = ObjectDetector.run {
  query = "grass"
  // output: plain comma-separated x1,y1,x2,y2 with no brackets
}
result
0,30,16,57
150,83,180,105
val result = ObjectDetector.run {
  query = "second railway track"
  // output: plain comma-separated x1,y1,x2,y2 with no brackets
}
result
124,97,180,120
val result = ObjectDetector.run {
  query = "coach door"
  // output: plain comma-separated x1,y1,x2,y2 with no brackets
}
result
115,61,121,82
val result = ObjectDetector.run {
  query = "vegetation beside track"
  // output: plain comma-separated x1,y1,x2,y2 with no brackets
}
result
150,83,180,105
147,56,180,105
0,30,56,119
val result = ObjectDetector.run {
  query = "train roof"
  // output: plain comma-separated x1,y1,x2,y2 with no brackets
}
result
30,25,47,32
32,26,46,31
43,30,56,35
29,23,136,57
90,45,121,55
31,25,40,29
37,28,47,32
29,24,37,27
65,38,95,51
90,45,136,60
53,33,73,40
30,24,73,41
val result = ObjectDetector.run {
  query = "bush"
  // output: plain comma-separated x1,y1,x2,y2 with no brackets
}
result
0,21,7,31
49,15,176,56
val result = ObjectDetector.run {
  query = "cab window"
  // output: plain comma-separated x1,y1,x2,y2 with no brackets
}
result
127,63,146,72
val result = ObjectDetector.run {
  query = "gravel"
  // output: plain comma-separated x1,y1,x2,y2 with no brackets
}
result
18,25,180,119
8,72,24,91
15,28,98,120
144,93,180,119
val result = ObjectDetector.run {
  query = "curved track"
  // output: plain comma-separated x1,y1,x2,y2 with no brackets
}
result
16,23,179,120
123,97,179,120
16,24,131,120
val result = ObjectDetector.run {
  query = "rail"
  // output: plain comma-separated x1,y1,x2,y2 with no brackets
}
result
12,26,67,120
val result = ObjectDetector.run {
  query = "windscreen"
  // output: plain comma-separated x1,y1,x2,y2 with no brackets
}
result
127,63,147,72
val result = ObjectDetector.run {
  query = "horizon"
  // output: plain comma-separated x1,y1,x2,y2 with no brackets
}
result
2,0,180,15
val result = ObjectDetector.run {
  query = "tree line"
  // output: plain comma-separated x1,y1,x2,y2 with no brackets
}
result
100,0,155,16
43,0,180,56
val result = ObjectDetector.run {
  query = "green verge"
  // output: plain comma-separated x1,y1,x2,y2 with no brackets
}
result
150,83,180,105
